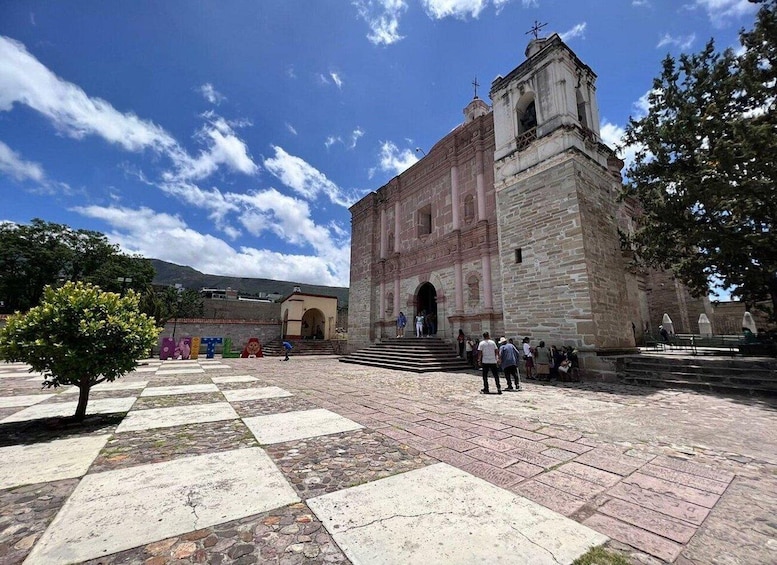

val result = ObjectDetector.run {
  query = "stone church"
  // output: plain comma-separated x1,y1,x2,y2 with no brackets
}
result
348,33,709,374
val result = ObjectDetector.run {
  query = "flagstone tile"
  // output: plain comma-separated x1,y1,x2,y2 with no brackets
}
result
597,498,697,544
265,428,436,499
308,463,607,564
0,435,110,489
89,419,259,473
78,502,348,565
622,472,721,508
583,513,683,563
211,375,259,384
229,395,320,418
512,479,588,516
141,383,218,397
0,394,54,408
133,391,225,410
24,448,300,565
243,409,362,445
62,381,148,394
116,402,238,433
155,368,205,376
557,462,623,487
222,386,292,402
0,478,80,565
0,397,136,424
147,374,213,386
606,482,711,525
45,390,139,404
535,469,608,500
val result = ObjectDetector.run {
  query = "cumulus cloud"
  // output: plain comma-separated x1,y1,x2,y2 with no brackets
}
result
632,0,650,6
354,0,408,45
330,72,343,89
375,140,418,176
688,0,757,27
657,32,696,50
72,203,351,286
0,140,45,182
600,89,653,174
198,83,225,105
0,36,177,154
560,22,587,43
421,0,521,19
263,145,362,207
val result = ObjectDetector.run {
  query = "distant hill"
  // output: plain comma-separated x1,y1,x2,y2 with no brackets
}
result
150,259,349,306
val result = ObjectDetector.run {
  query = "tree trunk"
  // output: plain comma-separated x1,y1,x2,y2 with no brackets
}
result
74,382,91,422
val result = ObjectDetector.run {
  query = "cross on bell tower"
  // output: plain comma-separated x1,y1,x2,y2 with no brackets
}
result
525,20,547,40
472,76,480,99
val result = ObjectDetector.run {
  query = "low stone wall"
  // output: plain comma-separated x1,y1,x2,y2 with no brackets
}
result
158,318,281,354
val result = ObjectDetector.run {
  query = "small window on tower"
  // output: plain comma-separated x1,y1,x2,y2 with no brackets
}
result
417,205,432,237
515,248,523,263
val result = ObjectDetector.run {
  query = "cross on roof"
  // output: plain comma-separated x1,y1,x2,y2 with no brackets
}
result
526,20,548,40
472,76,480,99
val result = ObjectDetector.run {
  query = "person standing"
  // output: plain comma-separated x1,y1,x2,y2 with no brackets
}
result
466,337,476,366
535,340,552,380
522,337,535,380
397,311,407,338
457,329,466,358
477,331,501,394
499,337,522,391
415,310,425,338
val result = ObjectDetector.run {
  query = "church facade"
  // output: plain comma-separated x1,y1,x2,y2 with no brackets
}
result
348,34,708,375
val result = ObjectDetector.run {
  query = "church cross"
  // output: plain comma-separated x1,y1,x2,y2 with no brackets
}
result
472,76,480,99
526,20,548,40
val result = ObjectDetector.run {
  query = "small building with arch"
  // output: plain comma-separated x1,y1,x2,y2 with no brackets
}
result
280,289,338,341
347,33,710,376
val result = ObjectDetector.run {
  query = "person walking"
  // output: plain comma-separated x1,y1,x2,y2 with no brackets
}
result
415,311,425,338
477,331,501,394
457,329,466,358
535,340,552,380
522,337,535,380
397,311,407,338
499,337,522,391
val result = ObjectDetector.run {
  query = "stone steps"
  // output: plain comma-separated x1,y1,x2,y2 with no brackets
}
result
262,338,338,356
616,355,777,397
340,338,471,373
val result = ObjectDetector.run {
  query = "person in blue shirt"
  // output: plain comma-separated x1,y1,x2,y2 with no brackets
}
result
282,340,292,361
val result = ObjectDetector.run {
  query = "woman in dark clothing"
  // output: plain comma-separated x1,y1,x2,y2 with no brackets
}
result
457,329,466,358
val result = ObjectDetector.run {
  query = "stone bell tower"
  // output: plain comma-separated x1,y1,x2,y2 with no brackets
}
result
490,34,635,365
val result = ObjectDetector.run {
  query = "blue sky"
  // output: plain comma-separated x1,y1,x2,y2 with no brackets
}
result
0,0,758,288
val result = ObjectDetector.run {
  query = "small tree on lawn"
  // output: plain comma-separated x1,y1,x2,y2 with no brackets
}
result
0,281,160,422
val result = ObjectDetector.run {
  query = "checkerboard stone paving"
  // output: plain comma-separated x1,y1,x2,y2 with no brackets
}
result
0,357,749,564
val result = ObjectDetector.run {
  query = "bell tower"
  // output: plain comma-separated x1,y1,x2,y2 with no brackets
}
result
490,33,635,368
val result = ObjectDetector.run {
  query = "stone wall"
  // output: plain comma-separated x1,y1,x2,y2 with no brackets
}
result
158,319,281,354
347,195,377,351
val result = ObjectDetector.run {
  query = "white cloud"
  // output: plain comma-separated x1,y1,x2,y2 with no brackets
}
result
165,115,258,181
350,126,365,149
324,135,341,149
72,203,351,286
599,89,653,174
632,0,650,6
0,36,177,154
354,0,408,45
376,140,418,176
198,83,225,105
421,0,521,19
263,145,362,207
286,66,296,79
560,22,587,43
688,0,757,27
285,122,298,135
0,140,45,182
330,72,343,89
657,32,696,50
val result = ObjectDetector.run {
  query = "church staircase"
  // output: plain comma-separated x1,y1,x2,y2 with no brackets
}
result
339,337,472,373
261,338,339,357
616,355,777,397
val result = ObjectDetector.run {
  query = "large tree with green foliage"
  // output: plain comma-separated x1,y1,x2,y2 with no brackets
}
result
622,1,777,320
0,282,160,422
0,219,155,313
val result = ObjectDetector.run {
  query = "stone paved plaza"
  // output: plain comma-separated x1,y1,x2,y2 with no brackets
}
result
0,356,775,564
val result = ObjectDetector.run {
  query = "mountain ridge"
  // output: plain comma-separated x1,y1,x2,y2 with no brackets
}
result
150,259,349,306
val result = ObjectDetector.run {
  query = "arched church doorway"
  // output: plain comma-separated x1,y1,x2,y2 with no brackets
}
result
416,282,438,336
302,308,326,339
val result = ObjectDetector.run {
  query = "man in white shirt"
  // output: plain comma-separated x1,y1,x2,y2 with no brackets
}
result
522,336,535,380
477,331,501,394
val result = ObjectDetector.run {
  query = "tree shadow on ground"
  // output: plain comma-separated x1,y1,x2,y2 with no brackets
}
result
0,413,126,447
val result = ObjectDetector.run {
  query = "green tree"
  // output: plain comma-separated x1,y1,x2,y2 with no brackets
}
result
622,3,777,319
0,282,160,422
0,219,155,313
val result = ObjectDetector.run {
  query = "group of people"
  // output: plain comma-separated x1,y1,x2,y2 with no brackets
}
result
396,311,437,338
463,331,579,394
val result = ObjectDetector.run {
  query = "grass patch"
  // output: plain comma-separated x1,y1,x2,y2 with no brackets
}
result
573,546,631,565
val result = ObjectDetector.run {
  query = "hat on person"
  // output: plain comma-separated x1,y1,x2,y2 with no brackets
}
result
498,337,507,345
